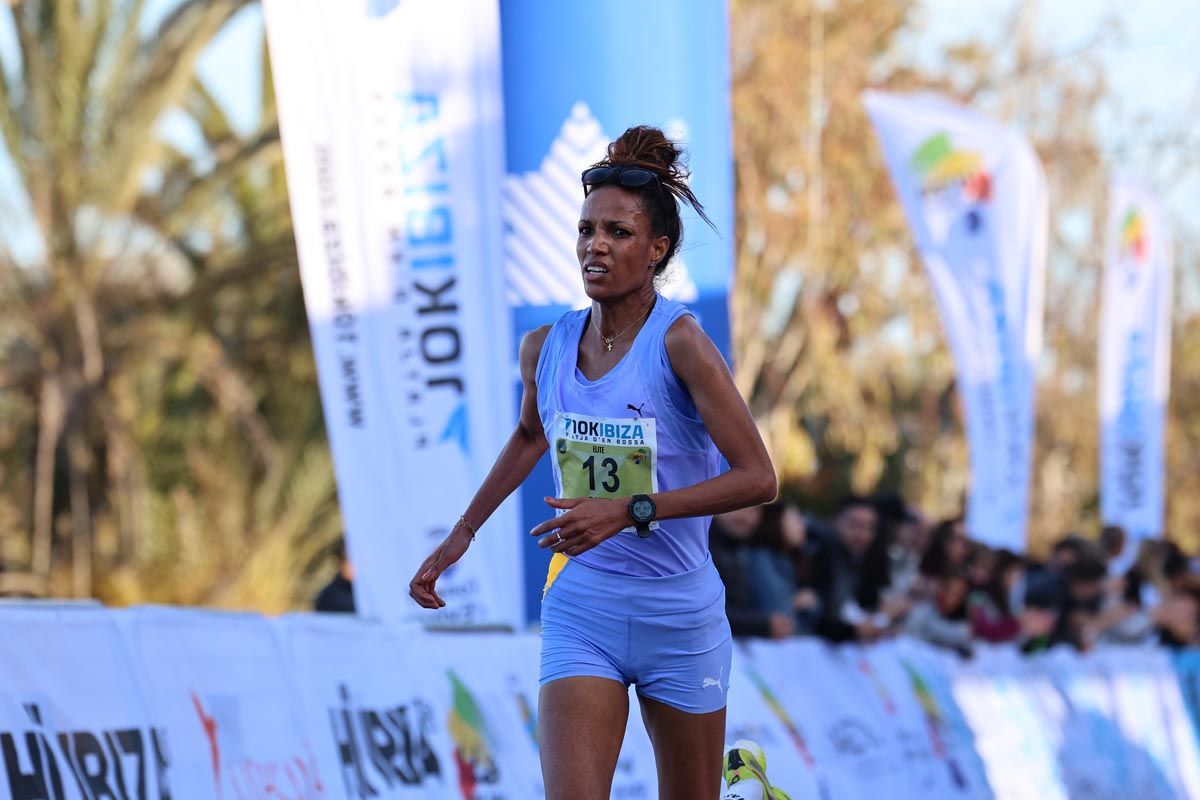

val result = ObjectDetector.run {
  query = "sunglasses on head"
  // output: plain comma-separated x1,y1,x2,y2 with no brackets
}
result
581,166,661,196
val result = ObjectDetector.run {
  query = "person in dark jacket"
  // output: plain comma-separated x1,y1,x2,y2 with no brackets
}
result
710,506,795,639
315,539,356,613
808,495,906,643
746,502,821,635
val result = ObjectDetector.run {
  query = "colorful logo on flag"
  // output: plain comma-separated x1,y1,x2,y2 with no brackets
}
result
910,133,991,233
1120,209,1148,264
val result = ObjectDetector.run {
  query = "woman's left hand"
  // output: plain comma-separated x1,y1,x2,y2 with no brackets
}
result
531,496,630,556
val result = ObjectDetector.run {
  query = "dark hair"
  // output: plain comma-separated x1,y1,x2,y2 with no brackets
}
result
833,493,874,518
1100,525,1126,557
754,503,795,553
919,517,967,580
753,503,816,590
869,491,917,526
586,125,713,276
1065,556,1107,584
973,546,1020,616
1023,573,1067,611
1163,543,1189,580
1052,534,1088,557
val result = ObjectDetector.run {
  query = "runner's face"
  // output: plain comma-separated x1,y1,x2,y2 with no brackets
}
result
577,186,669,301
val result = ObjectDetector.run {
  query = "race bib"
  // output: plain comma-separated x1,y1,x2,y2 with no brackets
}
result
551,412,659,532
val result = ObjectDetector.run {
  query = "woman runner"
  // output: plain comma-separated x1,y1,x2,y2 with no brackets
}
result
409,125,776,800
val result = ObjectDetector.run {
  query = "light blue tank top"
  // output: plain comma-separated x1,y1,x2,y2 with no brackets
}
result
536,296,722,577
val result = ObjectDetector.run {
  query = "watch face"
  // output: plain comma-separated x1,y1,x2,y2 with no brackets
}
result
632,499,654,520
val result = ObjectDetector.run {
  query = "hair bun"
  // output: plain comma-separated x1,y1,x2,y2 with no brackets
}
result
606,126,685,178
587,124,714,277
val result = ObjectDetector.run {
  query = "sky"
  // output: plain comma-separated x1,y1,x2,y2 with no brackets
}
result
104,0,1200,235
910,0,1200,227
1,0,1198,260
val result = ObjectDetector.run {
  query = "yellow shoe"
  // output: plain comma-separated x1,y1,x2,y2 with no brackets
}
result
724,740,792,799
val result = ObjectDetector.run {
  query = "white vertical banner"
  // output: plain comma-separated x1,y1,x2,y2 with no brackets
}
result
864,92,1047,551
1099,178,1173,546
263,0,520,627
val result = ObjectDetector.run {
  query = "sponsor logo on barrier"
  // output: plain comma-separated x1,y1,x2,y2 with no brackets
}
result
1,702,171,800
191,691,325,800
328,683,441,797
447,670,503,799
508,676,539,751
902,661,968,789
857,658,898,716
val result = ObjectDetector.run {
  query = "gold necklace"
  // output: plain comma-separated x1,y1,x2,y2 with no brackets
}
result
591,303,653,352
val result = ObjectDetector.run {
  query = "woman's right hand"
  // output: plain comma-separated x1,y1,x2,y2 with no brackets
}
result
409,525,473,609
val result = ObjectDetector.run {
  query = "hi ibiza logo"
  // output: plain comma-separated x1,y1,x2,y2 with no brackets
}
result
328,683,442,795
365,0,400,17
1,702,172,800
910,132,991,234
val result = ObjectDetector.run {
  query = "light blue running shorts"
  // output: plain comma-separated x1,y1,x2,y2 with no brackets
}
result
540,555,733,714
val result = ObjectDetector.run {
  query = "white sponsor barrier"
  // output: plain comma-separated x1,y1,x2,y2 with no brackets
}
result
0,604,170,799
3,605,1200,799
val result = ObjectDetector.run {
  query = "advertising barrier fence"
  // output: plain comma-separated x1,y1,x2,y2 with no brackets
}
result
2,605,1199,799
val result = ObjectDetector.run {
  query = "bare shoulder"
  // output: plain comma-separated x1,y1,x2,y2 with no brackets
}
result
519,324,553,380
664,314,725,375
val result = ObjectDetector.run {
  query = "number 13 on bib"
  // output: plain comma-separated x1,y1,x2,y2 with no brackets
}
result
551,411,660,534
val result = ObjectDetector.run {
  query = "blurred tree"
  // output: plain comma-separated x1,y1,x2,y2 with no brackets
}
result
0,0,341,607
731,0,967,516
730,0,1199,554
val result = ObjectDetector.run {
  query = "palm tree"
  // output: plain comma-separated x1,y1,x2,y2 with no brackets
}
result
0,0,340,605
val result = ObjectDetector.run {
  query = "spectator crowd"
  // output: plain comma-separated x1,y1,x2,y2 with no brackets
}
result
710,494,1200,654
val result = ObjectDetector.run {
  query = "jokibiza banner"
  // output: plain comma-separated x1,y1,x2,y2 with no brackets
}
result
1099,178,1173,548
263,0,522,627
864,92,1047,551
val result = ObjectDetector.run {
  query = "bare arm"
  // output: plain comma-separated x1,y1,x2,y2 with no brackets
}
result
650,315,778,517
409,326,551,608
530,315,776,552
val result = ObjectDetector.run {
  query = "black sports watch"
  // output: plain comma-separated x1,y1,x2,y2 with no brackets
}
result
629,494,656,538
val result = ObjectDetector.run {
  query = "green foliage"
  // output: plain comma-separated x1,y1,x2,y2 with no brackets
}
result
0,0,340,608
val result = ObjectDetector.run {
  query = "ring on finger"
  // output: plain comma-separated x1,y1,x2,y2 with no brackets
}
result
555,532,564,545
